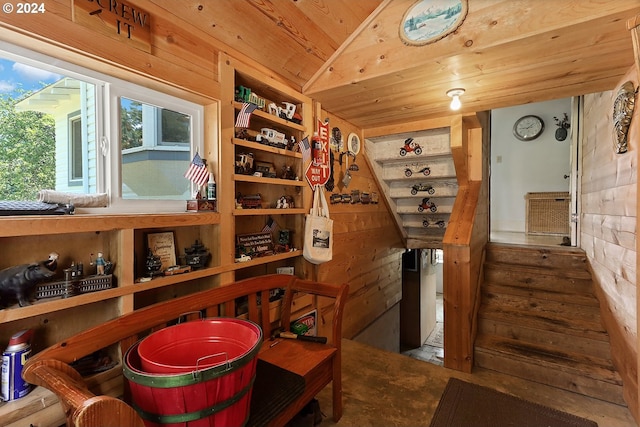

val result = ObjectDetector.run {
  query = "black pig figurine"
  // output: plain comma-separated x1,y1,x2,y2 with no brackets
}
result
0,252,59,307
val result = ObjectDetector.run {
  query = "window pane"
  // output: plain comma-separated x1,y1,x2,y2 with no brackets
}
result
162,108,190,144
1,57,97,199
120,97,191,200
70,116,83,181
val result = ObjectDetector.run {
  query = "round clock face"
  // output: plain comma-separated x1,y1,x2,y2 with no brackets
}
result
513,115,544,141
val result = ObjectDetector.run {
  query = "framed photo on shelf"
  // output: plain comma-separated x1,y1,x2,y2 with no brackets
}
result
147,232,176,272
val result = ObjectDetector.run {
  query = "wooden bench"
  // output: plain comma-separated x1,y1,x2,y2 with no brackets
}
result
22,274,349,427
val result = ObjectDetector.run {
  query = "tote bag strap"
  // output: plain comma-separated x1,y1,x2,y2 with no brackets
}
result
309,185,330,218
310,185,321,216
317,186,330,219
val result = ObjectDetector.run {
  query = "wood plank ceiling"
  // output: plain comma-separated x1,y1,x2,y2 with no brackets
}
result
156,0,640,129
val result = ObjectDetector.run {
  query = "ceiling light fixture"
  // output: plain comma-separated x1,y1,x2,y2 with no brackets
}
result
446,88,465,111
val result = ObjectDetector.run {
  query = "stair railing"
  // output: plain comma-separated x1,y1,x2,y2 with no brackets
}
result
442,113,489,372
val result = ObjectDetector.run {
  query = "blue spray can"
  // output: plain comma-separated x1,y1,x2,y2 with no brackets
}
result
1,329,33,401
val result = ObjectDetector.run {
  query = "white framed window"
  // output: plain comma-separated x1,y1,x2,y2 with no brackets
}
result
0,42,206,212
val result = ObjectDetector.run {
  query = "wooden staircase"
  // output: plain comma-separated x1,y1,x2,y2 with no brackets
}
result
475,242,625,405
365,128,458,249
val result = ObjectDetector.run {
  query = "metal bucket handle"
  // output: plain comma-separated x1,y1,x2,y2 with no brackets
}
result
177,311,204,323
192,352,230,379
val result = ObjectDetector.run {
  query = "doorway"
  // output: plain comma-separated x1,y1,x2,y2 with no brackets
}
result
489,97,578,247
400,249,444,366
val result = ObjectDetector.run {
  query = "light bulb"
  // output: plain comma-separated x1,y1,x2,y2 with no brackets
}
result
446,88,465,111
450,95,461,111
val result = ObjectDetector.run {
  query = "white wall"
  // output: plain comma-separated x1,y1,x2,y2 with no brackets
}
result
490,98,572,232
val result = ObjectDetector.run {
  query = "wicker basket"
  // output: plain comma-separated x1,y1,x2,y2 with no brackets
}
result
525,192,570,235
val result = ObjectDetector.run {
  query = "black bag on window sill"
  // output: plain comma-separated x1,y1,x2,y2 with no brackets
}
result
0,201,75,216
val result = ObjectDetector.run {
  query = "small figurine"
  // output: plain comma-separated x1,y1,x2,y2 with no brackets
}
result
0,252,58,307
95,252,106,275
145,249,163,278
182,240,211,270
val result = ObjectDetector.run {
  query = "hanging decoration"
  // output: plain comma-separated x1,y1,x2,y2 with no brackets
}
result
553,113,571,142
612,81,637,154
399,0,468,46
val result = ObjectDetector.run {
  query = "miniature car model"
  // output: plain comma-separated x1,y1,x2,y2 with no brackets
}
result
330,193,342,204
405,166,431,177
411,184,435,195
399,137,422,156
235,153,254,175
418,198,438,212
164,265,192,276
237,193,262,209
423,219,446,228
235,254,252,263
256,128,287,148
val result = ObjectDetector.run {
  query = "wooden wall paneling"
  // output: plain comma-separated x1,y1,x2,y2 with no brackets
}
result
630,14,640,418
582,61,638,420
315,110,404,340
0,1,220,102
218,54,239,283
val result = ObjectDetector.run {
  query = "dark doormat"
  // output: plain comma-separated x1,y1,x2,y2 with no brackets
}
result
429,378,598,427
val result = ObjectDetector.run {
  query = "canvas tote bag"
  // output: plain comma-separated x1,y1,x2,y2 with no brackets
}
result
303,185,333,264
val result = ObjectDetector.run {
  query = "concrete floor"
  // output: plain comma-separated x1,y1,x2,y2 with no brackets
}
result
317,232,634,426
316,339,637,427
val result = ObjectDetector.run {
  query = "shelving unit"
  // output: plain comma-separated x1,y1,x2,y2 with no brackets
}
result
0,55,315,425
0,212,221,349
220,54,313,280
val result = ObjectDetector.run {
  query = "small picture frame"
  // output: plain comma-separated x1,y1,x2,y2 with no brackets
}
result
147,232,176,272
347,132,361,155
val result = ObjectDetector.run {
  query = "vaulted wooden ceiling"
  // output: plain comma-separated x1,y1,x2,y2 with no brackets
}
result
160,0,640,129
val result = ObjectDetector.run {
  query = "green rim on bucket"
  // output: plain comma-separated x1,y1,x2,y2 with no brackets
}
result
131,373,256,424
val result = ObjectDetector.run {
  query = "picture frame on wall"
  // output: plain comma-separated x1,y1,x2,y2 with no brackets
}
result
147,231,177,272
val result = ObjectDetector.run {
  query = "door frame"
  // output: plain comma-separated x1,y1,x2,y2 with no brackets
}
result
569,96,583,247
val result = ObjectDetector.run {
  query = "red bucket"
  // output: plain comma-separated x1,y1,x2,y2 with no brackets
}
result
123,318,262,427
138,318,261,374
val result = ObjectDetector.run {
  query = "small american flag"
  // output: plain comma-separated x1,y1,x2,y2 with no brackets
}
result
184,152,209,187
298,136,311,163
235,103,258,128
262,217,278,233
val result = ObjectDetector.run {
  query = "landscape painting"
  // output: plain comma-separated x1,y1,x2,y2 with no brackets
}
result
400,0,468,46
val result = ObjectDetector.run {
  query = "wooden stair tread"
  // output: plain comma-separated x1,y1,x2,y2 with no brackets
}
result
482,283,599,307
480,292,605,326
478,318,613,360
476,244,624,405
485,244,588,271
484,261,593,280
478,305,608,341
475,335,620,384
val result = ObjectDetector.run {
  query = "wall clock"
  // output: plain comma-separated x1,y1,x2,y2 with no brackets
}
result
347,133,361,155
513,115,545,141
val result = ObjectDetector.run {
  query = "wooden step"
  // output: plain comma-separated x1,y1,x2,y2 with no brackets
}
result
481,291,606,329
478,303,608,342
484,261,593,286
475,335,625,405
486,243,588,271
478,317,613,360
482,283,599,307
